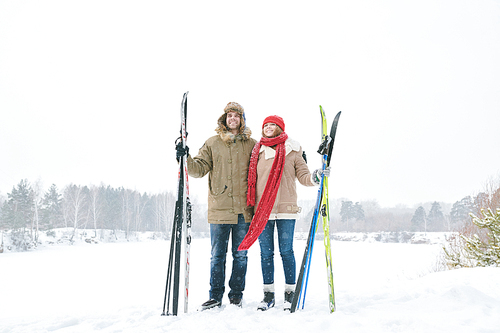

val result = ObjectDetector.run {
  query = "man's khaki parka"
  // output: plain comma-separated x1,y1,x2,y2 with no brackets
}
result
187,129,257,224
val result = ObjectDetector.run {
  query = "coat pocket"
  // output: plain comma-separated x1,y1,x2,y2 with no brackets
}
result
209,184,228,196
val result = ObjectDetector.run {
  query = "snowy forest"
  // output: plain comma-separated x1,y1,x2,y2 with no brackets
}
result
1,177,499,252
0,180,208,251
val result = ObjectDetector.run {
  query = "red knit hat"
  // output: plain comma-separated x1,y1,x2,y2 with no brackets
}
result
262,115,285,131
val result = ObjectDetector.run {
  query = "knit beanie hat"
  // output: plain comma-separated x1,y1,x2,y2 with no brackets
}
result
262,115,285,131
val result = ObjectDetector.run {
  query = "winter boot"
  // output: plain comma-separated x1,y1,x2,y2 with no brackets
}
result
257,284,275,311
198,299,221,311
257,292,275,311
229,297,242,307
283,284,295,311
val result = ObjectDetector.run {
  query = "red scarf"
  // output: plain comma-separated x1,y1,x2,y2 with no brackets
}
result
238,132,288,251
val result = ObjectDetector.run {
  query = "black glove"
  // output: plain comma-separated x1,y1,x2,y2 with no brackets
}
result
176,142,189,162
302,151,307,164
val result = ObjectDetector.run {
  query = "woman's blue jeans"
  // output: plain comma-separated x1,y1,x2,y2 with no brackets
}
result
258,219,296,285
209,214,249,302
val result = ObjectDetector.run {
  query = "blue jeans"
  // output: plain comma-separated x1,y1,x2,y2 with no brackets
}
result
209,214,249,302
258,219,296,285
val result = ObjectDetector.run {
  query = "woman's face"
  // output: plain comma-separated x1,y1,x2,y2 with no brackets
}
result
263,123,277,137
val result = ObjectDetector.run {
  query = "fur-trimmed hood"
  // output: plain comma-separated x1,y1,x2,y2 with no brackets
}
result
216,101,252,142
217,126,253,143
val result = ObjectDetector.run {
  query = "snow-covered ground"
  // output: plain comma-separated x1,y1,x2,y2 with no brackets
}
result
1,237,499,333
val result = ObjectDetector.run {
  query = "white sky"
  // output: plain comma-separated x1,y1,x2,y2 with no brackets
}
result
1,0,499,207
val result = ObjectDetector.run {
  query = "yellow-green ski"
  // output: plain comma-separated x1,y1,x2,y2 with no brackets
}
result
319,105,339,313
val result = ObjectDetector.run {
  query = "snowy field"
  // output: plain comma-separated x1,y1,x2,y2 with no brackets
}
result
1,238,499,333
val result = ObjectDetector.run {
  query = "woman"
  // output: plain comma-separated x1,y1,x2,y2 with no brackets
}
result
238,115,326,311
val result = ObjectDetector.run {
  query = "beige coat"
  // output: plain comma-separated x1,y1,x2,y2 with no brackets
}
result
187,129,257,224
255,138,316,220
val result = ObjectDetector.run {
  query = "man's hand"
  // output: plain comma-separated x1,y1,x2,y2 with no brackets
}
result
176,142,189,162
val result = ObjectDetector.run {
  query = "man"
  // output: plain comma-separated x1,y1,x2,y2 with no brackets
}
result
177,102,256,310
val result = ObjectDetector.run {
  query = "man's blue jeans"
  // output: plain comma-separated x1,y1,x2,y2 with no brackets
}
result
209,214,249,302
258,219,296,285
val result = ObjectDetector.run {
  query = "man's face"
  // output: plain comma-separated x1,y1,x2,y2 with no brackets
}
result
226,111,241,131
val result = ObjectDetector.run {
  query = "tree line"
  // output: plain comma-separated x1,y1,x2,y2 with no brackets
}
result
2,177,499,250
296,192,496,234
0,179,208,250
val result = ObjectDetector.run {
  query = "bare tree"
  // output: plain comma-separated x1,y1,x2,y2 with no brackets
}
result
133,192,148,236
152,192,176,236
88,185,101,238
121,189,134,240
31,179,43,243
64,184,86,242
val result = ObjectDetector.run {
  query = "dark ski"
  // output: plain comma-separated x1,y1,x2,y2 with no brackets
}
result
162,91,191,316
